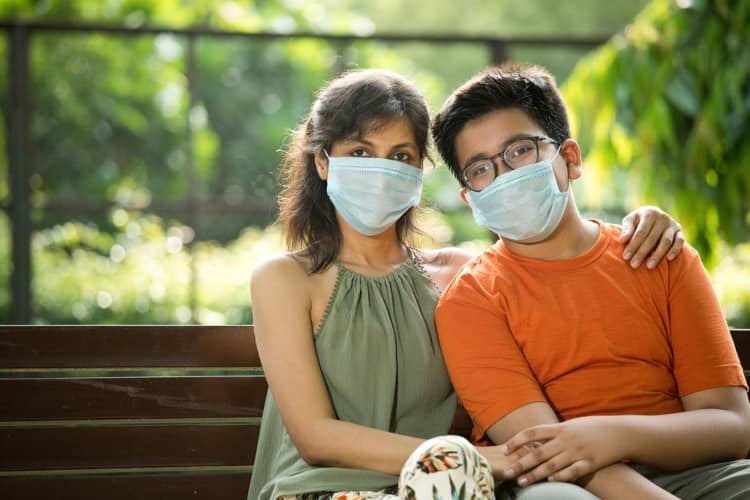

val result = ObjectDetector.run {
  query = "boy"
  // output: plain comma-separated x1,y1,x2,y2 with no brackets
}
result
432,63,750,499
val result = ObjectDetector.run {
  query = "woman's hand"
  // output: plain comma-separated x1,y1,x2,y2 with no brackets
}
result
499,416,626,486
620,206,684,269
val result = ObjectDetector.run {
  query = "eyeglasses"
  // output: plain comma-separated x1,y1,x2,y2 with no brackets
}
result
461,136,560,192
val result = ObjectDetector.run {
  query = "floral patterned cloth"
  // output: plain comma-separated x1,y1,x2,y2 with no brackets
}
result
278,435,494,500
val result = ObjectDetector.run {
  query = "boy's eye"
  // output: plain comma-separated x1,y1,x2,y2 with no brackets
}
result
470,163,491,177
351,149,369,157
393,152,410,161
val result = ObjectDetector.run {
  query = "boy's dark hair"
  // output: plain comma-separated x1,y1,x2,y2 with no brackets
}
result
432,62,571,183
278,69,429,273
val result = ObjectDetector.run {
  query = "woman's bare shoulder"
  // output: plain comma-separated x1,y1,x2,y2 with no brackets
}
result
414,246,476,291
251,251,315,291
417,247,474,271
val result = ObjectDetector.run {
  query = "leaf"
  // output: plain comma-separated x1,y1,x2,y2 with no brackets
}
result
664,68,700,117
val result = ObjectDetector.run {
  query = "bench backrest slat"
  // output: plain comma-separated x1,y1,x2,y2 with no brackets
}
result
1,377,266,420
0,325,747,500
0,325,261,368
0,325,262,500
2,425,260,470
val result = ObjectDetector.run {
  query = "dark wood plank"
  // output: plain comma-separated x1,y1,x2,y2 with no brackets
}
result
1,376,267,420
0,325,259,368
0,473,251,500
731,328,750,370
450,405,472,438
0,425,259,470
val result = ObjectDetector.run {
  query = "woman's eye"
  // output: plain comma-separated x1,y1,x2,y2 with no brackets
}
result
351,149,369,157
393,152,410,161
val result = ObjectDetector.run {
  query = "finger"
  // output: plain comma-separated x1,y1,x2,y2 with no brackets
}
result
503,440,562,479
622,217,655,262
667,229,685,261
546,459,594,483
523,441,544,452
626,222,664,269
515,450,570,486
502,425,558,455
619,212,638,243
645,227,677,269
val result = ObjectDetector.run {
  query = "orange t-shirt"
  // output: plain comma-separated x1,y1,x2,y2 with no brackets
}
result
436,220,747,443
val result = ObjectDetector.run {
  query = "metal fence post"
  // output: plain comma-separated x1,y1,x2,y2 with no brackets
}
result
6,23,32,324
186,33,199,323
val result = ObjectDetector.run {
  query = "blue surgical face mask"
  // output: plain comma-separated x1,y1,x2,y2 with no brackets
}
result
325,153,422,236
465,157,569,243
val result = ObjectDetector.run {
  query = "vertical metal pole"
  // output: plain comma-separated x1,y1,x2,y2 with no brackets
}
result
6,24,32,324
185,34,198,323
490,41,508,64
332,41,350,77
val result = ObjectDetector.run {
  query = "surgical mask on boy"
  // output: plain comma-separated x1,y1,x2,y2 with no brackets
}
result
465,157,569,243
325,153,422,236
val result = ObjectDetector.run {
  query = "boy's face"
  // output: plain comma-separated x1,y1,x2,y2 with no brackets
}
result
453,107,576,196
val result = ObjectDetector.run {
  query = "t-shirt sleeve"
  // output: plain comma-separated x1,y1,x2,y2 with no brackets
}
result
435,269,547,441
668,246,748,396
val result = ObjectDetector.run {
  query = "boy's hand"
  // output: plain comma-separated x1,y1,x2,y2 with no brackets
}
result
478,444,533,481
499,416,626,486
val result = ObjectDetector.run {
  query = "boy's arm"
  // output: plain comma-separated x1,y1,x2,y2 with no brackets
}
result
500,246,750,484
486,403,677,499
499,386,749,486
621,386,750,466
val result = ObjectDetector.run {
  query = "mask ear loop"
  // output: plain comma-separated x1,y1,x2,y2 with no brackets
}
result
323,149,331,160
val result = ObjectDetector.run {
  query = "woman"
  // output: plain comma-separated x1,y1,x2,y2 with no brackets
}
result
247,69,684,500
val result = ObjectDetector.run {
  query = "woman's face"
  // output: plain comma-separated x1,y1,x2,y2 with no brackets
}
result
328,116,423,169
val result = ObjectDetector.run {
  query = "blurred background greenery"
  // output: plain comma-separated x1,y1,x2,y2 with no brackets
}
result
1,0,748,326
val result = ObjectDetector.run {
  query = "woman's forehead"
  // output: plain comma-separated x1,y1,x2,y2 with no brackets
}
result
343,116,418,144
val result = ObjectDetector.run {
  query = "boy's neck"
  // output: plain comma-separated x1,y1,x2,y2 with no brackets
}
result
502,203,600,261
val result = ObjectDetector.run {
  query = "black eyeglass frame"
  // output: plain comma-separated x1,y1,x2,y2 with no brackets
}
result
461,135,561,192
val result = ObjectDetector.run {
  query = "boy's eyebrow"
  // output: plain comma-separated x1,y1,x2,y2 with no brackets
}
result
462,132,538,168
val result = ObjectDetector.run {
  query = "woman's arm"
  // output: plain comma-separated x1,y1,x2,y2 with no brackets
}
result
251,255,424,475
620,206,684,269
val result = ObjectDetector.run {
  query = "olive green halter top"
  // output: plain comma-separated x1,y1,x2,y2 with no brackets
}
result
247,254,456,499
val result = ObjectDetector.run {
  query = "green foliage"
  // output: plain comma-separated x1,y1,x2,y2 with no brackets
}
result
713,242,750,327
26,210,282,324
563,0,750,263
3,210,748,326
4,0,748,324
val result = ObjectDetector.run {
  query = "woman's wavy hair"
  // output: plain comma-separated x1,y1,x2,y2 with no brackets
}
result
277,69,431,273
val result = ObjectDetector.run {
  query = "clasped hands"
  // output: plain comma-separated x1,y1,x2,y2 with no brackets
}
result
483,416,624,486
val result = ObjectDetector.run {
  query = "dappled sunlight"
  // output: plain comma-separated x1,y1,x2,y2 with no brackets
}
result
1,0,746,325
562,0,749,265
712,242,750,327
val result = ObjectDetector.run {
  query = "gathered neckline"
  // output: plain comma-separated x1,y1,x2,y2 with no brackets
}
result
335,254,416,281
313,250,437,338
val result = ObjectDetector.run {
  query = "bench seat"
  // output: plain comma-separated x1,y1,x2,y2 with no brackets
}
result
1,325,747,500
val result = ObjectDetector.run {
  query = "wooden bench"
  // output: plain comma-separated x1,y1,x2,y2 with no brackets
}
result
1,325,748,500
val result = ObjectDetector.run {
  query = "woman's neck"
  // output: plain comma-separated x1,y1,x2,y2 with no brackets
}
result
336,222,409,273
